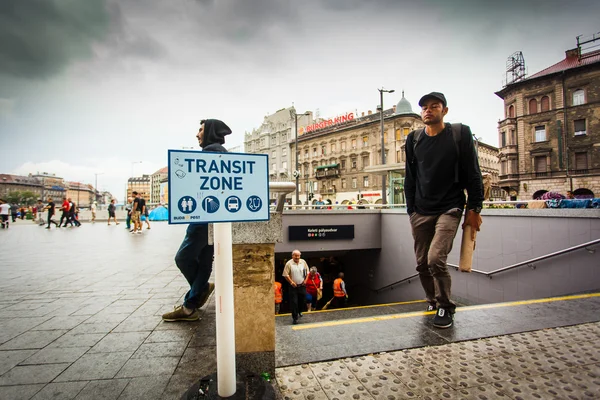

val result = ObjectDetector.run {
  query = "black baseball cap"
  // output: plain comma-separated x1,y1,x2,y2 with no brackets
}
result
418,92,447,107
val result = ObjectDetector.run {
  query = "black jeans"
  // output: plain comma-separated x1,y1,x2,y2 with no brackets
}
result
289,285,306,321
174,224,214,309
47,214,58,228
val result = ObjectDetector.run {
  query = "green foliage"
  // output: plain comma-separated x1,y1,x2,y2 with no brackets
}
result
5,191,38,206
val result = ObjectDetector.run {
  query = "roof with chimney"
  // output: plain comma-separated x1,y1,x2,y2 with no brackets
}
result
527,48,600,80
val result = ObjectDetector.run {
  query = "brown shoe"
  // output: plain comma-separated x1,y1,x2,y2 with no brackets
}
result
197,282,215,309
162,305,200,322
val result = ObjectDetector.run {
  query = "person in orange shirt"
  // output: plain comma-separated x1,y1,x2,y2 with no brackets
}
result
332,272,348,309
274,281,283,314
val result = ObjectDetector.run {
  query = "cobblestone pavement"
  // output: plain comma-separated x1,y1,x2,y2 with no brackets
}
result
276,322,600,399
0,221,221,400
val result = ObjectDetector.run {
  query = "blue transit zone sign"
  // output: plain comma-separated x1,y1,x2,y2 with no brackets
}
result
168,150,269,224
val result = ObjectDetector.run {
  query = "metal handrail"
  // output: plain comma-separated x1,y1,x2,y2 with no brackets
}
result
449,238,600,278
376,238,599,292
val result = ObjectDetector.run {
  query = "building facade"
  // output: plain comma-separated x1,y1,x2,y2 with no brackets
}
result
476,141,503,200
65,182,95,208
0,174,43,202
150,167,168,204
495,46,600,200
127,175,151,202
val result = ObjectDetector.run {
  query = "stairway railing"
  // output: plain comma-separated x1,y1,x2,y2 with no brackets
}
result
376,238,599,292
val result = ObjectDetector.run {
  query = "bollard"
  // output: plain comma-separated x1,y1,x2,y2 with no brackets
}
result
214,222,236,397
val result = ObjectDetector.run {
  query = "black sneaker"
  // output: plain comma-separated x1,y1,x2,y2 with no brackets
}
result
432,308,453,329
426,304,436,312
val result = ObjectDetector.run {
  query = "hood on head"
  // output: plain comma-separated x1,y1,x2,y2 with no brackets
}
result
201,119,232,148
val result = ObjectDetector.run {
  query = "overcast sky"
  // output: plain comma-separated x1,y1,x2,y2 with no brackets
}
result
1,0,599,202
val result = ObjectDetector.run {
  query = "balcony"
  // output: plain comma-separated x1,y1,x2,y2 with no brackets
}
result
315,164,340,180
322,188,337,195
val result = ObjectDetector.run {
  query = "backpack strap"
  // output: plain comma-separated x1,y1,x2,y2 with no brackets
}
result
411,128,426,165
451,123,462,183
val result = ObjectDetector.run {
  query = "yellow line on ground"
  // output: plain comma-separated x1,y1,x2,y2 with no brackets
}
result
275,299,425,318
292,292,600,330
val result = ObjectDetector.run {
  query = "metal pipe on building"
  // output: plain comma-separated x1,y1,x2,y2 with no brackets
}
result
378,88,394,205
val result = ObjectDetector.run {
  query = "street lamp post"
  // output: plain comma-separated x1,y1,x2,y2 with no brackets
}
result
292,110,310,205
378,87,395,205
94,172,104,204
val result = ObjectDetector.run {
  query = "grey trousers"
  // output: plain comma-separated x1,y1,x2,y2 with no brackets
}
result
410,208,462,312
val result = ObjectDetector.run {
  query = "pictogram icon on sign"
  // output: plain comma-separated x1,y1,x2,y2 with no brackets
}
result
225,196,241,213
246,195,262,212
178,197,197,214
202,196,220,214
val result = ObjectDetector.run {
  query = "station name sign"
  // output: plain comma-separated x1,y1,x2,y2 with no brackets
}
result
289,225,354,241
303,112,355,134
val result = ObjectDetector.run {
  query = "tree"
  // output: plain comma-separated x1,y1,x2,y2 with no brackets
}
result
6,190,37,206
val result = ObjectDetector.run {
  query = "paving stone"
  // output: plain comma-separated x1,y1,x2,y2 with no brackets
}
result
160,373,199,400
343,355,392,378
32,316,91,331
0,384,45,400
48,333,106,348
115,356,180,378
54,351,133,381
0,363,70,385
174,346,216,378
276,364,319,391
116,375,171,400
21,346,90,365
320,380,374,399
113,316,161,332
131,341,187,358
144,329,193,343
88,332,149,353
74,379,129,400
0,329,68,350
0,349,37,375
31,381,88,400
68,321,120,334
0,317,54,345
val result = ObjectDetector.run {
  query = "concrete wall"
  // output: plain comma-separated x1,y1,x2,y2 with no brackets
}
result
278,208,600,306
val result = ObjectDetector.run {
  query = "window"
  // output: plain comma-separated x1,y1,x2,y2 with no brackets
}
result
500,160,506,175
330,143,335,153
395,129,401,141
573,89,585,106
351,139,357,149
541,96,550,112
282,161,287,170
508,104,514,118
396,150,401,162
321,145,326,156
272,150,276,159
313,148,317,157
305,150,309,159
510,129,516,145
510,159,518,174
500,131,506,147
351,178,357,189
341,178,347,189
534,126,546,142
529,98,537,114
362,156,369,168
575,152,588,171
534,156,547,175
341,141,346,151
384,131,388,142
403,127,410,136
574,119,586,136
271,163,276,171
363,176,369,187
341,160,346,170
271,135,276,144
362,136,368,147
313,182,318,191
282,148,287,156
322,182,327,190
298,183,302,192
351,158,357,169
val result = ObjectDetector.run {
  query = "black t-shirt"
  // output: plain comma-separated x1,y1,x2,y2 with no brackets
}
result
411,126,465,215
47,202,55,215
135,198,146,212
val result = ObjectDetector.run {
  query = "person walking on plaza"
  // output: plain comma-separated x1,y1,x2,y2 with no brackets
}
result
405,92,483,329
274,280,283,315
58,197,70,227
282,249,309,324
162,119,231,322
36,200,45,225
131,192,145,234
331,272,348,309
305,266,323,312
91,201,97,223
70,201,81,227
143,203,151,230
0,199,10,229
125,197,133,230
44,197,59,229
107,199,119,225
10,203,18,223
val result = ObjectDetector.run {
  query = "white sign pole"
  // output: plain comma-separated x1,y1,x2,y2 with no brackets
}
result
214,222,236,397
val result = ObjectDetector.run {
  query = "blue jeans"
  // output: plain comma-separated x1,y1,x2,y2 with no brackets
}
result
175,223,214,309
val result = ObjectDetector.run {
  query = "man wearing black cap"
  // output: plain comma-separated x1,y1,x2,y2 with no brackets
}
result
405,92,483,328
162,119,232,322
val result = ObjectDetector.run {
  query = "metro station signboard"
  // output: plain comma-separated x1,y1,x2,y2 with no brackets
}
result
289,225,354,241
168,150,269,224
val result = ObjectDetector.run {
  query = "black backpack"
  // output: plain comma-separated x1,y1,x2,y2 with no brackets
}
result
411,123,462,184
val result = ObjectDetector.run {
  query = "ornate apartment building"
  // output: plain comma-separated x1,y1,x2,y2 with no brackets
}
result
127,175,151,202
150,167,168,204
495,44,600,200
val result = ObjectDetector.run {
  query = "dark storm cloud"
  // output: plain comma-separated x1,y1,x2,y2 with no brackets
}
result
0,0,112,79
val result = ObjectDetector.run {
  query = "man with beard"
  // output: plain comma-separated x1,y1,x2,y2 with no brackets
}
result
162,119,231,322
404,92,483,329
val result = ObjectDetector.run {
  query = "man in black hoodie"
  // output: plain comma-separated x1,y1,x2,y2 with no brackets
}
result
162,119,231,322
